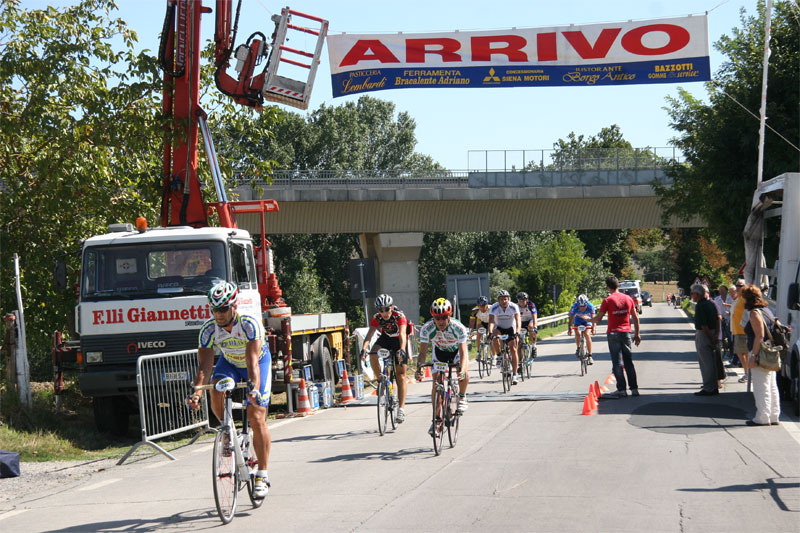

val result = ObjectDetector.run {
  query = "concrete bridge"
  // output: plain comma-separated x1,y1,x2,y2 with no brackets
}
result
231,154,702,324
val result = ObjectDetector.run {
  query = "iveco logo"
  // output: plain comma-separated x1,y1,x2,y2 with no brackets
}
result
127,340,167,353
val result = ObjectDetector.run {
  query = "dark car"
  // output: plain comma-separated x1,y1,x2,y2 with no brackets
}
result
642,290,653,307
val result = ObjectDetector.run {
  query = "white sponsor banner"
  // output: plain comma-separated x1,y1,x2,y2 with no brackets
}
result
328,15,709,96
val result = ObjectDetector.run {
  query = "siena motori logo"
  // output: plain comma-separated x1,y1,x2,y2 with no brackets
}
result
127,340,167,353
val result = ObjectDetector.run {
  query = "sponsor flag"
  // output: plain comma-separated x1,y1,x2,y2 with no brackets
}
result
328,15,709,97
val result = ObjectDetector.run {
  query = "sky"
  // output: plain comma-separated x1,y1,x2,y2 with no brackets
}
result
25,0,758,170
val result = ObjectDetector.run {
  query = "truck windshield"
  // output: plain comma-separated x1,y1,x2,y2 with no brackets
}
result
81,242,227,300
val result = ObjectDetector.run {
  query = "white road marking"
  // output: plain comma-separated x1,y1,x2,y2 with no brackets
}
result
0,509,28,521
77,478,121,491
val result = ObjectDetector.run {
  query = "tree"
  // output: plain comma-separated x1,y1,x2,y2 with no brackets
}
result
671,229,730,291
0,0,162,376
655,2,799,265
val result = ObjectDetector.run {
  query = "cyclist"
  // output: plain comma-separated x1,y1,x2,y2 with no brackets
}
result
415,298,470,435
468,295,491,352
516,291,539,355
488,289,522,385
361,294,410,423
188,281,271,499
569,294,596,365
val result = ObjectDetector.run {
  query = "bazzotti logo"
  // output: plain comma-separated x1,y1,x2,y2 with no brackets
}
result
127,340,167,353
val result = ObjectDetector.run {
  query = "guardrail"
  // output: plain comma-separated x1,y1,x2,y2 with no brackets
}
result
538,311,570,327
118,349,210,465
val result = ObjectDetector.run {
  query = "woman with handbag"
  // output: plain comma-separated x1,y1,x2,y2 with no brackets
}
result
741,285,781,426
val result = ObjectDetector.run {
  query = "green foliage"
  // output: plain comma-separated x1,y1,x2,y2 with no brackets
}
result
655,2,799,264
510,231,594,314
633,248,677,281
671,229,729,291
0,0,162,375
575,229,633,277
279,265,331,314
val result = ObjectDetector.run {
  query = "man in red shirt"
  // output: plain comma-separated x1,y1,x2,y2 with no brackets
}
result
593,276,642,398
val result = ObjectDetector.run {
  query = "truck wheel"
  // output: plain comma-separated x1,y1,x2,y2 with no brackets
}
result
93,396,130,436
312,345,336,392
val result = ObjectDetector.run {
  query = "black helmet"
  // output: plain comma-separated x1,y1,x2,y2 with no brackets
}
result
516,291,528,300
477,296,489,305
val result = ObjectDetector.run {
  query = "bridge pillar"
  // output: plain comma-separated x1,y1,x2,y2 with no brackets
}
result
359,233,423,327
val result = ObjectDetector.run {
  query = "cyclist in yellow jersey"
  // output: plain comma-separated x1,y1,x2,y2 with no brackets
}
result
468,295,491,351
188,281,271,499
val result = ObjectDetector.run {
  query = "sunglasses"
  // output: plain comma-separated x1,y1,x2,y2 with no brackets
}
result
378,306,392,312
212,305,231,313
735,285,744,288
433,316,449,322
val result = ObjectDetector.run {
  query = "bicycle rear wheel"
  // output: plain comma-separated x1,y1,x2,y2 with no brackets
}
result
377,379,388,436
447,382,460,448
388,378,398,430
432,385,445,456
213,429,238,524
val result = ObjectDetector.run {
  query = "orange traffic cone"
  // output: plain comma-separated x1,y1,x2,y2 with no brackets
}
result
296,379,314,416
600,384,610,393
593,381,602,398
340,369,356,404
603,374,616,385
581,395,596,415
425,366,431,379
588,386,598,410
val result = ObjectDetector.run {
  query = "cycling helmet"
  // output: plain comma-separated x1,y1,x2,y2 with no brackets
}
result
430,298,453,318
576,294,589,306
497,289,510,298
516,291,528,300
208,281,238,310
375,294,393,309
477,295,489,306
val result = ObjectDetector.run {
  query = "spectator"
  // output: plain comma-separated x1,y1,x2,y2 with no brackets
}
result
592,276,641,398
741,285,781,426
691,283,720,396
729,279,750,381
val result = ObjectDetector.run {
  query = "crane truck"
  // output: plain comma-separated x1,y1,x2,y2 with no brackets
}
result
54,0,348,434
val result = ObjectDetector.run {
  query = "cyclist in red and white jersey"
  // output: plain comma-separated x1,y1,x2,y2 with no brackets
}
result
487,289,522,385
362,294,410,423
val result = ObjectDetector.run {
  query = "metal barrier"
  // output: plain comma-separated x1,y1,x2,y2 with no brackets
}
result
538,311,570,327
118,349,210,465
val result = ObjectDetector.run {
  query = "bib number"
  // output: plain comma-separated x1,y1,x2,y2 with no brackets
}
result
433,361,449,373
378,348,392,359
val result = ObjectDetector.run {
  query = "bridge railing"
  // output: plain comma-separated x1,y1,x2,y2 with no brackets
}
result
241,146,683,189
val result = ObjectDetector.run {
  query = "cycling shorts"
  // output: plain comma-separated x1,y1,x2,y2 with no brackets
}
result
370,335,410,365
495,326,516,338
212,354,271,407
432,346,460,373
521,320,538,331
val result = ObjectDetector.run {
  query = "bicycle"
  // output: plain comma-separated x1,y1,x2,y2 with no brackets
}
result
475,327,493,378
376,348,399,436
194,378,264,524
518,330,534,380
576,325,589,376
496,334,514,393
421,360,462,456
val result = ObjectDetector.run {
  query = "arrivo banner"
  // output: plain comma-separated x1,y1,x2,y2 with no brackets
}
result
328,15,709,97
78,292,261,335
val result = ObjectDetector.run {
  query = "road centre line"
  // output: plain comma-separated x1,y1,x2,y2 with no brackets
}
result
0,509,28,522
77,478,121,491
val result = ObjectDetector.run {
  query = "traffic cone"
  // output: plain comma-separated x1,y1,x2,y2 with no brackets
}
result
600,384,610,393
339,369,356,404
593,381,602,398
588,386,598,410
296,379,314,416
604,374,616,385
581,395,596,415
425,366,431,379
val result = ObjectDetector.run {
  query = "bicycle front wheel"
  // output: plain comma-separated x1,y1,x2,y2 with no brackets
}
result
502,353,512,393
477,344,486,379
484,345,493,377
447,382,460,448
377,379,388,436
213,430,239,524
579,342,586,376
432,385,445,456
388,378,398,430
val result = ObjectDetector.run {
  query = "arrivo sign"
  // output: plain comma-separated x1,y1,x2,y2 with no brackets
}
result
328,15,710,96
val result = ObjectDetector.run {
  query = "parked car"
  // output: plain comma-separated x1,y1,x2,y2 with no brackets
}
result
642,290,653,307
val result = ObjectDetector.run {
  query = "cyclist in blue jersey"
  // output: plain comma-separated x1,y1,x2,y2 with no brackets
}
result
569,294,596,365
415,298,470,435
188,281,272,499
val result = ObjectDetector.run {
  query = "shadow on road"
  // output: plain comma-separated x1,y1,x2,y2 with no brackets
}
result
43,508,221,532
310,446,433,463
678,477,800,513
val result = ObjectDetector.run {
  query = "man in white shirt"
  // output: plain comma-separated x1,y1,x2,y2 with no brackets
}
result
487,289,522,385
